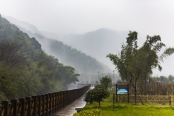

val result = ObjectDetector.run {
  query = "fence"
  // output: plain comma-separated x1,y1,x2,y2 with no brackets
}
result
117,95,174,105
0,85,90,116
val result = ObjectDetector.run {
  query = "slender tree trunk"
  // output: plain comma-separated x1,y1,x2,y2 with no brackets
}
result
145,78,147,95
134,85,137,105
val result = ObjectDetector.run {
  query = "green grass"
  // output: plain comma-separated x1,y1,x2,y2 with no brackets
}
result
78,95,174,116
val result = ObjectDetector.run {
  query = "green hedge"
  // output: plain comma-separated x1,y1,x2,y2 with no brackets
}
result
73,109,101,116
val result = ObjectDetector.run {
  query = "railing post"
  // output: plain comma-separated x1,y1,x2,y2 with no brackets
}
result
32,96,37,116
11,99,17,116
57,92,61,110
51,93,53,114
64,91,66,106
56,92,59,110
41,95,45,116
52,93,56,113
2,100,9,116
54,92,56,112
19,98,25,116
26,97,31,116
63,91,65,107
49,93,52,115
169,95,173,106
38,95,41,116
45,94,49,116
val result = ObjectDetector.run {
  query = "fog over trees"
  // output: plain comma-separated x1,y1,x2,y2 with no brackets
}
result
1,0,174,77
0,16,82,100
1,1,174,108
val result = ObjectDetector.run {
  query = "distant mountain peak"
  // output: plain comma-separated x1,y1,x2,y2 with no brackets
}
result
3,15,40,34
96,28,114,31
84,28,116,35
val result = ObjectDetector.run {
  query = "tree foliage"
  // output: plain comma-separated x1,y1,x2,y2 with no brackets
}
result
107,31,174,104
84,88,109,107
133,75,174,96
100,75,112,90
25,32,111,83
0,16,80,100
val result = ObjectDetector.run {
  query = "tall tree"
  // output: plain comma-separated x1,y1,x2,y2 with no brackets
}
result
100,75,111,90
107,31,174,104
0,39,25,68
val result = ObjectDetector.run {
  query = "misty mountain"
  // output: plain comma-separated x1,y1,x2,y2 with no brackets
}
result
31,33,111,74
43,28,129,70
5,16,114,83
5,15,127,71
3,16,41,34
0,16,84,100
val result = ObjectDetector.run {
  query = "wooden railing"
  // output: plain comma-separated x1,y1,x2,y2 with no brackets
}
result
0,85,90,116
117,94,174,105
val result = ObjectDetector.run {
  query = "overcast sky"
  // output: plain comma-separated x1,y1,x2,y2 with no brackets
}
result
1,0,174,76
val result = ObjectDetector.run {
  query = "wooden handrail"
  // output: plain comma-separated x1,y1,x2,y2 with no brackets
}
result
0,85,90,116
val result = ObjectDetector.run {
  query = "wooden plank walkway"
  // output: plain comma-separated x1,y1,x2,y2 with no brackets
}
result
53,95,86,116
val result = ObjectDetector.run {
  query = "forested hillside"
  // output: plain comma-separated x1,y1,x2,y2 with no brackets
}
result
5,16,112,83
43,28,129,70
32,33,110,73
0,15,79,101
27,33,111,84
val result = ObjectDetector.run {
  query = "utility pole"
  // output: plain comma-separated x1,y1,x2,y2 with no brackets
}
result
113,70,115,84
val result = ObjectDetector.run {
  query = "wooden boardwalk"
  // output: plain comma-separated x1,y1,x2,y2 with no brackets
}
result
0,85,91,116
54,95,86,116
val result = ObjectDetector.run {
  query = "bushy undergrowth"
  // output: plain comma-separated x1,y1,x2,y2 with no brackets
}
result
73,109,101,116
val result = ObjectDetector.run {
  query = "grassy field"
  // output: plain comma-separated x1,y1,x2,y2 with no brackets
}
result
75,95,174,116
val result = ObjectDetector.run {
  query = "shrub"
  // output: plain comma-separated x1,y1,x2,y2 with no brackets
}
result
84,88,109,107
73,109,101,116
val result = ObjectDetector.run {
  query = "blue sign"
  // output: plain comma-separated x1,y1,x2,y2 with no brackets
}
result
117,88,128,94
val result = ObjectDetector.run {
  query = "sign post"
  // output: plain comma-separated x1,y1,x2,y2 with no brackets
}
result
116,84,129,103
